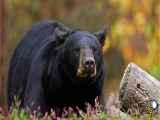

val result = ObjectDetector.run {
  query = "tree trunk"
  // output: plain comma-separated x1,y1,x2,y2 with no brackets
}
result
119,63,160,115
40,0,51,19
0,0,5,106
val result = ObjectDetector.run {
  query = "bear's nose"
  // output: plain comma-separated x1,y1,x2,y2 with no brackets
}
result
84,58,95,70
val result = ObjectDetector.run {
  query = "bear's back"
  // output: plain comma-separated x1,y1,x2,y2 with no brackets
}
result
7,21,65,106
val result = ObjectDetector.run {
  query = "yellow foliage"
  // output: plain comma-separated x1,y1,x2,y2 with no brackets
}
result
103,37,110,53
119,0,132,13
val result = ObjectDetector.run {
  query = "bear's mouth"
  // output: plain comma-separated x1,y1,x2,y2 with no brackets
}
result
76,66,96,78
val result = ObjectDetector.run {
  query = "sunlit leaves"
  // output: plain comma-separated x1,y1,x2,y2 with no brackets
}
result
6,0,160,77
106,0,160,73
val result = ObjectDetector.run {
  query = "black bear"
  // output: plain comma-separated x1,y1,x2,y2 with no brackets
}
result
7,21,107,113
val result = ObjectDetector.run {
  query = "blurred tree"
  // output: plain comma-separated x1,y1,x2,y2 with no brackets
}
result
40,0,51,19
0,0,6,106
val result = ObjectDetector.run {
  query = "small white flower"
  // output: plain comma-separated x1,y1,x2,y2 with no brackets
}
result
151,100,158,109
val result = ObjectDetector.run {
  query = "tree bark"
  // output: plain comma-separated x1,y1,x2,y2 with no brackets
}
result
0,0,5,107
119,63,160,115
40,0,51,19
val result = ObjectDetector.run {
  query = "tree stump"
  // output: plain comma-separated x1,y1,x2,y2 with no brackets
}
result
119,63,160,115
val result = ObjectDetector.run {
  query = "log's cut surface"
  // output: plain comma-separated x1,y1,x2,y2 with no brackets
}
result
119,63,160,115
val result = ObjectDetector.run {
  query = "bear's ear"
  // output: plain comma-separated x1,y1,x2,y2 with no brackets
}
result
55,27,72,40
94,27,107,46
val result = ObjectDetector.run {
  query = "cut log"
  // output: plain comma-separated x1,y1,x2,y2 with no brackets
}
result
119,63,160,115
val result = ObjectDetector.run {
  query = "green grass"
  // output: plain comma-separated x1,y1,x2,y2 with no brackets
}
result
0,105,108,120
0,107,159,120
0,100,159,120
0,110,157,120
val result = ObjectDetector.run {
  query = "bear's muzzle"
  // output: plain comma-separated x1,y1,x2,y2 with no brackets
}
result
77,48,96,78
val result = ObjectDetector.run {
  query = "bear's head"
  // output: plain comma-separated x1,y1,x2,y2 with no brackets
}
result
60,28,107,85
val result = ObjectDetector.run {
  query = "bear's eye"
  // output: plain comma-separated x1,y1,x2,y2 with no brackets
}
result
92,47,99,55
92,47,97,52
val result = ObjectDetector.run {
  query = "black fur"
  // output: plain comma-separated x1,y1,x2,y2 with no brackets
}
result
7,21,107,113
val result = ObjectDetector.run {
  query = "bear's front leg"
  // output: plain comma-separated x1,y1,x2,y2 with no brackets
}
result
23,83,46,113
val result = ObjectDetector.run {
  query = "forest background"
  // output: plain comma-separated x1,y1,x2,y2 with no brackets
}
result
0,0,159,109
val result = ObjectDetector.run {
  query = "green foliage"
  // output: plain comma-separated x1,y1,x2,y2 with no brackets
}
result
149,65,160,79
0,97,158,120
9,108,29,120
0,107,159,120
